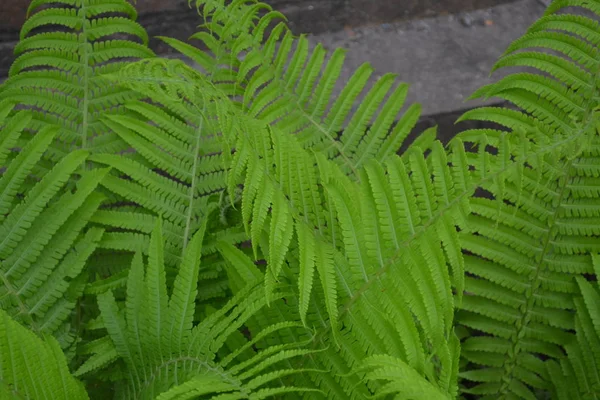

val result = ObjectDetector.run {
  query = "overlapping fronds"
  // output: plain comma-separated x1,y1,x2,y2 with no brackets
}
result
85,50,476,395
84,0,429,303
0,0,154,160
165,0,423,178
455,1,600,397
223,55,600,393
0,308,89,399
79,219,314,399
2,0,600,399
82,59,248,303
224,114,568,397
0,101,106,348
546,254,600,400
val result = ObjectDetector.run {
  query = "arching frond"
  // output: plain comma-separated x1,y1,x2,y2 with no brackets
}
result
81,59,247,305
221,113,574,397
455,1,600,397
2,0,598,399
83,0,427,305
168,0,422,178
0,105,106,348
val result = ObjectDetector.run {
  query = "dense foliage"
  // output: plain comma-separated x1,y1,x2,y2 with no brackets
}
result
0,0,599,399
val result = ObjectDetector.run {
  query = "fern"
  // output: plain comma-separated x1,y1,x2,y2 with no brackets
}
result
1,0,600,399
78,59,247,305
225,123,584,398
0,101,106,349
546,254,600,400
68,0,432,312
455,0,600,398
0,308,89,399
79,218,315,399
0,0,154,160
168,0,424,176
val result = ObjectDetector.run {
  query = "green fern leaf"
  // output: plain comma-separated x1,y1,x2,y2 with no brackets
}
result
296,221,316,326
0,309,89,399
546,255,600,400
89,218,311,398
455,1,600,396
0,108,106,345
265,192,294,300
356,354,451,399
168,219,206,355
0,0,154,159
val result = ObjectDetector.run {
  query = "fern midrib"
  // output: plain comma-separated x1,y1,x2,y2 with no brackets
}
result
80,2,90,155
181,105,207,253
291,102,360,180
0,269,40,333
496,159,572,398
496,63,600,397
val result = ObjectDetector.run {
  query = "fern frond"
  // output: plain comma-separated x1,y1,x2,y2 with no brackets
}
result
225,130,476,397
166,0,422,178
0,0,154,159
216,70,592,395
546,254,600,400
85,218,312,399
0,108,106,347
0,309,89,399
356,354,454,399
455,1,600,397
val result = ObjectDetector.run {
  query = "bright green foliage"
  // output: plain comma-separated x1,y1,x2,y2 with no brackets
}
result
169,0,423,176
224,121,581,398
0,308,89,399
225,135,468,398
546,254,600,400
0,0,599,399
454,1,600,397
0,101,106,349
0,0,154,160
78,219,315,399
83,0,426,302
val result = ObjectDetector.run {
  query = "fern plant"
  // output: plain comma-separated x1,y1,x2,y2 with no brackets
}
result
454,1,600,397
546,254,600,400
0,0,154,160
0,100,107,351
0,0,599,399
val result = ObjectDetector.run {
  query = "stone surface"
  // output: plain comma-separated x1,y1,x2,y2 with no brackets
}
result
0,0,534,77
307,0,545,118
265,0,518,34
1,0,517,34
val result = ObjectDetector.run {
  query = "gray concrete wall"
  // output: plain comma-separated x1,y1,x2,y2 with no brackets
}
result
1,0,517,34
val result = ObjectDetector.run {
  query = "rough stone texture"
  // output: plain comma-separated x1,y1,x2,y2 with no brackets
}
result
308,0,545,118
1,0,517,33
269,0,518,34
0,0,186,32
